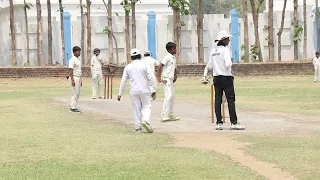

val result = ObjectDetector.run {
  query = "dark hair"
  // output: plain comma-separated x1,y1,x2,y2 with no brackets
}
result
316,52,319,55
131,54,142,60
144,53,150,57
217,38,229,46
166,42,176,52
73,46,81,53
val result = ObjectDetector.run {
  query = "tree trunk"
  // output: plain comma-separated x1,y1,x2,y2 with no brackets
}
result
80,0,85,64
47,0,53,65
9,0,17,66
293,0,298,60
303,0,307,60
316,0,320,52
23,0,30,65
242,0,249,62
36,0,43,66
173,8,181,64
59,0,66,65
250,0,263,62
131,1,136,48
268,0,274,62
112,34,119,64
277,0,287,62
197,0,204,63
107,0,113,64
124,1,131,64
86,0,92,65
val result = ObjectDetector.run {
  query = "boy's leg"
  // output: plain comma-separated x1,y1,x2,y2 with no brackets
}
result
221,77,238,125
213,77,224,124
71,76,81,111
98,74,103,98
168,79,180,120
130,94,142,130
161,78,172,120
140,93,153,133
140,93,152,123
92,74,98,98
316,65,320,81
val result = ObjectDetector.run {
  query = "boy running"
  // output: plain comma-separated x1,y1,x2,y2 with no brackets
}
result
117,49,156,133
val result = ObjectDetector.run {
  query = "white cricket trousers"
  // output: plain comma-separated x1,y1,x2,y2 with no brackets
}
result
162,78,175,117
130,93,152,129
71,76,82,109
92,73,103,98
315,65,320,81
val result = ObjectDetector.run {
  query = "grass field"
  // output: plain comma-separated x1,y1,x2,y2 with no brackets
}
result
1,76,320,179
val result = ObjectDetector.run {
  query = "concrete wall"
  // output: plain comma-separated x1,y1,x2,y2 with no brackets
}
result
0,6,317,67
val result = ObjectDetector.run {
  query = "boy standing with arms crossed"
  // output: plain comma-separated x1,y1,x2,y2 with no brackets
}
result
156,42,180,122
91,48,104,99
69,46,82,113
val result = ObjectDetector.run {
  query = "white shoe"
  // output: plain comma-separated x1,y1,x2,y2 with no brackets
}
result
169,115,180,121
161,116,171,122
215,123,223,130
230,123,245,130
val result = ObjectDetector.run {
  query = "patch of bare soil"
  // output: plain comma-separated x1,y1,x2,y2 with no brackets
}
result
169,132,298,180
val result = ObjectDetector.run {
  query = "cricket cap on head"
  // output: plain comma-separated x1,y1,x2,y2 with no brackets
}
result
130,48,141,56
214,30,232,42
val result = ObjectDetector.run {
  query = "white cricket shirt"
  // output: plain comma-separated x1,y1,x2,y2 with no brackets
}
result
91,55,103,75
209,45,233,76
313,57,320,66
143,56,160,75
118,60,156,95
161,53,176,79
69,56,82,77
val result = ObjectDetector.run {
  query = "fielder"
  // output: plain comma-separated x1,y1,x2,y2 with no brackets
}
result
143,50,160,100
313,52,320,82
68,46,82,113
117,49,156,133
91,48,104,99
156,42,180,122
210,30,245,130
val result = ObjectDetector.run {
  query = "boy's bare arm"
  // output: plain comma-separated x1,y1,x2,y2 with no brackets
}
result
173,68,178,83
156,64,163,83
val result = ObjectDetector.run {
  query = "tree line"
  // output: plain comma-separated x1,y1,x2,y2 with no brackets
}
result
7,0,318,66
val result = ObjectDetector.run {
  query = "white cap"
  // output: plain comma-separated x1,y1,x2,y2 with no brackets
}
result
130,48,141,56
214,30,232,42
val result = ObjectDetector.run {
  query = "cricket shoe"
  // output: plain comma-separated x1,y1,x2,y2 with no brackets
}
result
161,117,171,122
134,127,142,133
215,123,223,130
142,121,154,133
169,115,180,121
70,108,81,113
230,123,245,130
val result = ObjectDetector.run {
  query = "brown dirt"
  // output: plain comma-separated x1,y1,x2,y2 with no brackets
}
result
170,132,298,180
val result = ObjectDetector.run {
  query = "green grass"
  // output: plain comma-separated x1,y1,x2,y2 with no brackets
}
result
0,78,264,180
237,134,320,180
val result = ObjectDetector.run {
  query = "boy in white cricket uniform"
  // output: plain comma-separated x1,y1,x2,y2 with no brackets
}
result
313,52,320,82
117,49,156,133
156,42,180,122
91,48,104,99
210,30,245,130
143,50,160,100
68,46,82,113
